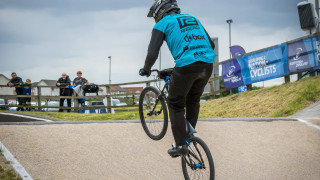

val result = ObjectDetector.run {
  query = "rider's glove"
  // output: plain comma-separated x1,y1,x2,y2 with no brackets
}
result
139,68,151,77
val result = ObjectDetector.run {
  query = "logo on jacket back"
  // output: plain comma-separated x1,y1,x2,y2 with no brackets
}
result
177,16,198,29
184,34,206,42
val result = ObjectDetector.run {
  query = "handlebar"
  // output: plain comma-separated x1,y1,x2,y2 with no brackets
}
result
151,68,174,80
151,69,160,75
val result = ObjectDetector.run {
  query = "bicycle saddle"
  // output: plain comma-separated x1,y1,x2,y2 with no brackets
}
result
159,68,174,79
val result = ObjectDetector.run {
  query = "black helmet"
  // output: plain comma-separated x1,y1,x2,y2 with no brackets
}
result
147,0,180,23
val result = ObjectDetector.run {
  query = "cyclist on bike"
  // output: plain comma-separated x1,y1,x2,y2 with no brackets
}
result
139,0,216,157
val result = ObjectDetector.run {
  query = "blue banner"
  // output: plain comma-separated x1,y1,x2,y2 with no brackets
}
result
221,35,319,90
222,59,244,89
237,45,289,85
287,35,320,73
238,85,247,93
306,35,320,70
315,36,320,70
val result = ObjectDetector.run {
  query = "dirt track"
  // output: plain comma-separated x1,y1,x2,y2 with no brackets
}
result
0,120,319,180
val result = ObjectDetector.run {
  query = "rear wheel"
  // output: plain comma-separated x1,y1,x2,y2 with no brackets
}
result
182,137,215,180
139,86,168,140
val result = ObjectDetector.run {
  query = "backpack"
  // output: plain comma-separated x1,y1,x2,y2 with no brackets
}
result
82,84,99,96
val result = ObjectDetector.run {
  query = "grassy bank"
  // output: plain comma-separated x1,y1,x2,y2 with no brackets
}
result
6,76,320,120
199,76,320,118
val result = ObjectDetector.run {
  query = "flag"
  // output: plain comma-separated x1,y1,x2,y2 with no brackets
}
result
230,45,246,58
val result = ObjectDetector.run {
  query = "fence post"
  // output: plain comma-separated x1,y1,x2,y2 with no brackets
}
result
208,80,215,99
284,75,291,83
37,87,42,112
73,90,78,113
145,82,151,107
106,85,112,113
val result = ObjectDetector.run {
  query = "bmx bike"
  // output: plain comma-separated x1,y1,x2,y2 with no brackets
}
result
139,68,215,180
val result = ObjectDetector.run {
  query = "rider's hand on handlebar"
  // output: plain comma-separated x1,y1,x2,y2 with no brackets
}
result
139,68,151,77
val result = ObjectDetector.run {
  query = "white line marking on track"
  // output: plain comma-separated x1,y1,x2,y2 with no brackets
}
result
0,112,52,122
0,141,33,180
297,118,320,130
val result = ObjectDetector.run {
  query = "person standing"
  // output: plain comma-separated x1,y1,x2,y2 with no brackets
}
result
22,78,32,111
73,70,90,86
56,73,71,112
7,72,24,111
73,70,90,106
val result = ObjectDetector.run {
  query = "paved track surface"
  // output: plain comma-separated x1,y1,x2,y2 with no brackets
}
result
290,100,320,126
0,120,319,180
290,100,320,119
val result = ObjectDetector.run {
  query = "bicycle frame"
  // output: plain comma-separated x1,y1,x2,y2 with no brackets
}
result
148,70,171,115
159,76,170,101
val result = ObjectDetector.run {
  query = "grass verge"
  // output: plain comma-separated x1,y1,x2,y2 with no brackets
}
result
0,149,22,180
9,110,139,121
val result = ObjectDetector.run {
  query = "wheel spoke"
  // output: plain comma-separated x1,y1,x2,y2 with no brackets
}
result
143,91,164,136
182,137,214,180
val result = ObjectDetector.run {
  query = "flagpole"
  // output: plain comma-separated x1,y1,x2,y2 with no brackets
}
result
226,19,233,95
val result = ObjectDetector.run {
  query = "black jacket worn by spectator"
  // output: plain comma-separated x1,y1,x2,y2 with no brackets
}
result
7,77,23,95
56,76,71,96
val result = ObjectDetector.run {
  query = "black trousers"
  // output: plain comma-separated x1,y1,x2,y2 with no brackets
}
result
23,98,31,111
167,62,213,146
59,98,71,112
17,93,24,111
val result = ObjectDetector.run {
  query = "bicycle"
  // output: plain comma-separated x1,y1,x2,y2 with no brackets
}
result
139,68,215,180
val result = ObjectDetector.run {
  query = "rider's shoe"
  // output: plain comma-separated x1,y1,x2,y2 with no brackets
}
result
168,145,188,158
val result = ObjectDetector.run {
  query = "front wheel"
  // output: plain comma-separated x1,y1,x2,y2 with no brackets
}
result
181,136,215,180
139,86,168,140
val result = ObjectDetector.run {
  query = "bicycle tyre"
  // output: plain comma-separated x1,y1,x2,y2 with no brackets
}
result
139,86,168,140
181,136,215,180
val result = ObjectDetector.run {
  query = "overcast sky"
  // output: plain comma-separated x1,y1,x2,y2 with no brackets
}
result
0,0,304,85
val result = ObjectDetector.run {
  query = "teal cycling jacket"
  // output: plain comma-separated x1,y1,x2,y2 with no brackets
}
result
144,13,216,70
